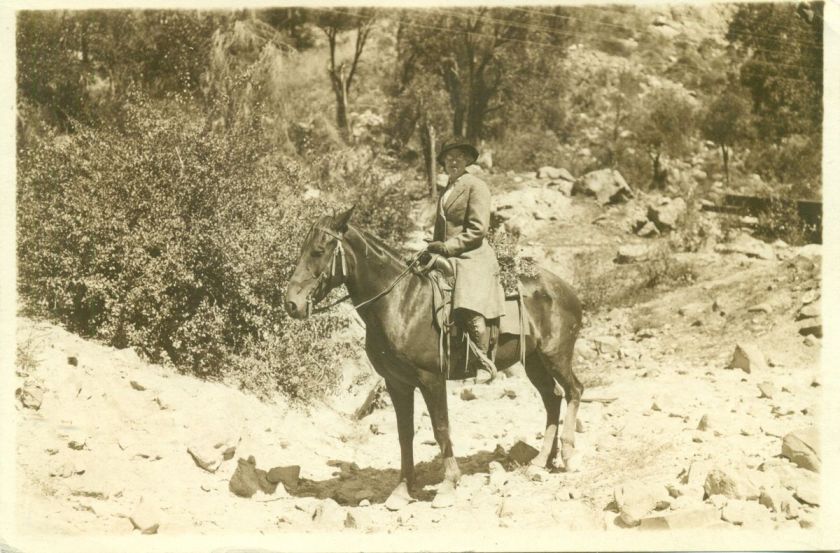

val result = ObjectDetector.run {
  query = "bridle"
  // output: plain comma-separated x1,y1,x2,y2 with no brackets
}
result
305,225,427,316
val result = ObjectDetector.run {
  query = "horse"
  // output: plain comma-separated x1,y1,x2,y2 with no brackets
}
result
285,207,583,510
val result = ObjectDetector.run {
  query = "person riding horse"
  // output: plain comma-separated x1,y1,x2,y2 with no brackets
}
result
426,139,506,380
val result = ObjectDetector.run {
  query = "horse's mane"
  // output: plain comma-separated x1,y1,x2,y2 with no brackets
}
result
348,224,408,267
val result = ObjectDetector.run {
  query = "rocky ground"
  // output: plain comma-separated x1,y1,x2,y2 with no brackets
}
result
11,172,826,546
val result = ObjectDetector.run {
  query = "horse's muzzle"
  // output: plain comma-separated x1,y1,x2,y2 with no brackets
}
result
285,299,304,319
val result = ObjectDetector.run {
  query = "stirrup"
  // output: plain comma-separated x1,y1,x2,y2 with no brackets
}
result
469,341,498,384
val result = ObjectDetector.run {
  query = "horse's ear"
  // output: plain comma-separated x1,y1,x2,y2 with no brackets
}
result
333,205,355,232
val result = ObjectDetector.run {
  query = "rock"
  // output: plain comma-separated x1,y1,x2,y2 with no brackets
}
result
50,461,84,478
615,244,651,264
801,290,819,305
796,244,821,259
639,507,719,530
187,438,237,474
549,179,575,196
726,343,767,373
67,355,79,367
709,493,728,510
650,395,684,417
678,302,705,318
16,380,44,410
129,497,160,534
704,467,760,500
803,335,819,347
537,166,573,180
636,221,660,237
759,487,799,518
129,380,146,391
500,389,517,400
797,318,822,338
696,414,723,433
793,480,820,506
229,456,277,498
781,428,820,472
614,482,668,527
579,168,634,205
721,499,771,525
460,388,477,401
508,440,539,465
715,233,775,260
757,381,775,399
312,498,349,528
267,465,301,491
359,499,371,507
488,461,508,489
796,300,820,320
647,197,687,231
592,336,620,355
748,303,772,314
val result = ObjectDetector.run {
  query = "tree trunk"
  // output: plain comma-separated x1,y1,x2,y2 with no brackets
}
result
652,152,665,189
330,67,351,141
721,144,730,185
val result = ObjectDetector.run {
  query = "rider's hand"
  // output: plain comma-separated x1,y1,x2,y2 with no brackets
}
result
426,241,449,256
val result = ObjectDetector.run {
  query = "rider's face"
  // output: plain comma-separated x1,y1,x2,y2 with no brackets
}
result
443,149,469,180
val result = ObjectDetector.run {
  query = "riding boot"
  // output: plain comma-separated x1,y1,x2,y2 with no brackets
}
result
465,312,498,383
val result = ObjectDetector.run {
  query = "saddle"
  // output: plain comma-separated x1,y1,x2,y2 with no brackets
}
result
416,253,529,380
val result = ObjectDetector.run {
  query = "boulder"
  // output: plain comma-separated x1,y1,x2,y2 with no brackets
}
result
637,221,660,237
16,380,44,410
647,198,687,231
781,428,820,472
714,233,775,260
537,166,574,181
549,179,575,196
759,487,799,518
797,318,822,338
229,456,277,498
614,482,668,527
578,169,634,205
129,497,161,534
460,388,477,401
312,498,351,528
757,381,775,399
639,507,719,530
801,290,819,305
796,300,820,320
793,479,820,506
267,465,301,492
615,244,651,264
508,440,539,465
130,380,147,391
726,343,767,373
703,467,760,500
721,499,772,526
187,438,237,474
592,336,620,355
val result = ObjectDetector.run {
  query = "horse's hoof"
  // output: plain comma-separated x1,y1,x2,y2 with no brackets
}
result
385,482,413,511
563,453,582,473
432,480,456,509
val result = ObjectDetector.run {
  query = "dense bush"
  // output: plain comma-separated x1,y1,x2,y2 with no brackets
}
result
17,95,410,399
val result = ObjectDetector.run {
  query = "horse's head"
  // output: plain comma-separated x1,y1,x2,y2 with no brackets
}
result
285,207,354,319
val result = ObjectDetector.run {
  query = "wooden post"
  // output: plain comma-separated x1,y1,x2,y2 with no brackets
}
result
425,120,437,200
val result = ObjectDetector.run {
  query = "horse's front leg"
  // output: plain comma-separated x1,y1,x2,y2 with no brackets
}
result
384,378,416,511
419,377,460,509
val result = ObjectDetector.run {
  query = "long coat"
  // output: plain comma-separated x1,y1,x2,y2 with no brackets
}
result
434,172,506,319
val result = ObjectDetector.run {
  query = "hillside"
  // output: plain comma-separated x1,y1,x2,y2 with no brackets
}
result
12,173,824,542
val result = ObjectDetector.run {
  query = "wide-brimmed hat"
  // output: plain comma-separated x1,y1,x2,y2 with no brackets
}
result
436,139,479,167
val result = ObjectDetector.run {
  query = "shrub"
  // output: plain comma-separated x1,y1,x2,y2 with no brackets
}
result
16,95,377,400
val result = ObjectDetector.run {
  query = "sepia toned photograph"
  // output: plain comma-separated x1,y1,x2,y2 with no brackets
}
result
2,1,837,551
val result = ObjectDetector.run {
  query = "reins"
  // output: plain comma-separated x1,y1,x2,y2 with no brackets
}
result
308,226,425,315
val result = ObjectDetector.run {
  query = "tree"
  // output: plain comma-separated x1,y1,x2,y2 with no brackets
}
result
313,9,376,141
632,86,696,189
727,2,822,140
700,89,753,184
392,7,569,143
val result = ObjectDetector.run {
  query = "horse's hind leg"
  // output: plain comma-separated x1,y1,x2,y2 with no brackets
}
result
418,376,460,509
384,378,416,511
541,336,583,471
524,352,561,469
